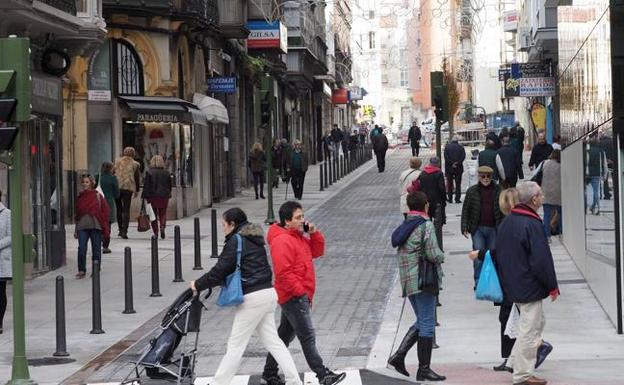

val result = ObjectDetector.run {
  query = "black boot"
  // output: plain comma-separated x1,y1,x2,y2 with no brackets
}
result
416,336,446,381
387,328,419,376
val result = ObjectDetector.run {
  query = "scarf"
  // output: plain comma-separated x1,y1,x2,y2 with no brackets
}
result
76,190,110,238
391,216,427,248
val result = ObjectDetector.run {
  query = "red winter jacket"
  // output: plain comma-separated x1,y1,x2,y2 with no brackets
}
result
267,223,325,304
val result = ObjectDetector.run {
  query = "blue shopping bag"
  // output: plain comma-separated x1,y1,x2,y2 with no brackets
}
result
475,251,504,303
217,234,244,307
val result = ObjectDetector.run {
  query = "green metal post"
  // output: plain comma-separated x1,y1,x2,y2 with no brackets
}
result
0,36,36,385
262,76,275,224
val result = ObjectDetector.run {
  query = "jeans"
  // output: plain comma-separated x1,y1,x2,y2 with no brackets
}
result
115,189,133,235
331,142,341,159
446,171,463,202
407,292,437,337
471,226,497,283
252,171,265,198
411,142,420,157
290,170,306,200
542,204,562,237
586,176,601,212
263,295,327,380
77,229,102,273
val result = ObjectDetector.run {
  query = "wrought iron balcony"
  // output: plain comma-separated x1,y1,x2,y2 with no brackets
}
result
42,0,77,15
175,0,219,25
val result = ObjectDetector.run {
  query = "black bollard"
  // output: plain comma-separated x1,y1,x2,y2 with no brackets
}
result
339,155,344,179
324,161,329,188
333,157,337,183
211,209,218,258
193,217,203,270
150,235,162,297
90,260,105,334
122,247,136,314
319,163,324,191
53,276,69,357
328,159,333,186
173,225,183,282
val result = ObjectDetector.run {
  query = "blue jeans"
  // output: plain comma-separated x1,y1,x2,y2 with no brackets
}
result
264,295,327,379
77,229,102,273
471,226,497,283
408,292,437,337
543,204,562,237
587,176,601,211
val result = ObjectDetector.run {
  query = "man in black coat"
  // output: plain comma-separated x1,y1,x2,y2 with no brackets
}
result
528,132,553,170
372,127,389,172
496,136,524,188
330,124,343,159
408,122,422,156
495,181,559,385
444,135,466,203
419,157,447,249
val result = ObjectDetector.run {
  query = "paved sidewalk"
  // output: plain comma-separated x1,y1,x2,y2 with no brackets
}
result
367,148,624,384
0,151,375,384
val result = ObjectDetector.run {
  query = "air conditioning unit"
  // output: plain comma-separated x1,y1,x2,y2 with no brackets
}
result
518,30,533,51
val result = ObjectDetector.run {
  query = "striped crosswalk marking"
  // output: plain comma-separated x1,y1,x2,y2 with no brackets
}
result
195,374,250,385
303,369,362,385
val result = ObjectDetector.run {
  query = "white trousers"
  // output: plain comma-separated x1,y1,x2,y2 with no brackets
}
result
511,300,546,383
212,288,302,385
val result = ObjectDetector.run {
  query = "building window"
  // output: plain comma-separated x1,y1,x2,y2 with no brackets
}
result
369,10,375,19
113,39,144,96
369,32,376,49
400,69,408,87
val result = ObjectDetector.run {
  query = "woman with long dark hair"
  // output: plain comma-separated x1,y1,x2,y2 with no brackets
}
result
190,208,301,385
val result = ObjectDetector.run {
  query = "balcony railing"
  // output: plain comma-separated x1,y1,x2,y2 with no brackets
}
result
176,0,219,25
42,0,77,15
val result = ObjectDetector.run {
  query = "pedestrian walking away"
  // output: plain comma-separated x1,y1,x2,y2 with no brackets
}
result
190,208,302,385
330,124,343,159
495,182,559,385
585,136,608,215
262,201,346,385
0,189,11,334
142,155,173,239
417,157,447,246
399,157,423,219
272,138,285,188
389,191,446,381
74,174,110,278
321,131,332,162
113,146,141,239
372,126,389,172
529,132,553,171
541,150,562,238
461,166,503,285
496,136,524,189
478,139,500,181
286,140,309,200
249,142,267,200
96,162,120,253
408,121,422,157
444,135,466,203
466,187,520,374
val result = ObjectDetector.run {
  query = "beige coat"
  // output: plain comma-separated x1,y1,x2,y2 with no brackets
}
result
114,156,141,192
398,168,421,214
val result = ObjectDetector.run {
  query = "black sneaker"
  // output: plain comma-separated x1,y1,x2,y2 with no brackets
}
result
319,370,346,385
261,375,285,385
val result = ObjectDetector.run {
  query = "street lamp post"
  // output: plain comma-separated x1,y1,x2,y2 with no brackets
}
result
262,76,275,224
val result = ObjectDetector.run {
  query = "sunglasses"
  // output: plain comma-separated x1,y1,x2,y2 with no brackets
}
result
479,174,492,179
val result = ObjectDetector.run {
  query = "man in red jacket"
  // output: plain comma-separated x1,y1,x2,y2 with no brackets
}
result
262,201,346,385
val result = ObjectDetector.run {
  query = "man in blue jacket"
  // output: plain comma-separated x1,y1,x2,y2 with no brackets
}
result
495,181,559,385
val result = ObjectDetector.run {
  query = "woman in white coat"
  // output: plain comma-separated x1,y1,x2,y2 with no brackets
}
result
0,188,12,334
398,157,423,218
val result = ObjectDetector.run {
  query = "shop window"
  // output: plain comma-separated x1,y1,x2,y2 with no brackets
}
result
114,39,144,96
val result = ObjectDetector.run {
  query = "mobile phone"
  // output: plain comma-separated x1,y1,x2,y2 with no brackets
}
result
303,222,310,233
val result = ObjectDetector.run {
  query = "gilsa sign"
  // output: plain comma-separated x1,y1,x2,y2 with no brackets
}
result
207,77,237,94
247,20,288,53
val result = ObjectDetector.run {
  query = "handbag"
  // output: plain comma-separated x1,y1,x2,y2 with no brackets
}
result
475,251,504,303
137,199,151,232
417,225,439,294
217,233,244,307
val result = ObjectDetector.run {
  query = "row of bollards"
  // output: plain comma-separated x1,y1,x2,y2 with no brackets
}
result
319,146,371,191
54,208,220,356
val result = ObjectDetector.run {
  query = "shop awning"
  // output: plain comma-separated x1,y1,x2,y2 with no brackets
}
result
119,96,207,125
193,93,229,124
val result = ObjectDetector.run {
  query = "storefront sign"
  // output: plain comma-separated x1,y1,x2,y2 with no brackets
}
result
207,76,237,94
511,63,550,78
498,68,509,81
348,87,363,101
530,102,547,130
88,40,111,101
332,88,349,104
519,77,556,97
247,20,288,53
503,11,518,32
133,111,184,123
31,72,62,115
88,90,112,101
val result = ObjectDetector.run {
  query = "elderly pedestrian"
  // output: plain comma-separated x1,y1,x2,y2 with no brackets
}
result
142,155,173,239
495,181,559,385
388,191,446,381
190,208,302,385
272,138,284,188
113,147,141,239
479,140,500,181
74,174,110,278
461,166,503,284
496,136,524,189
399,157,423,218
249,142,267,200
372,126,389,172
0,189,11,334
541,150,561,238
96,162,120,253
528,132,553,171
444,135,466,203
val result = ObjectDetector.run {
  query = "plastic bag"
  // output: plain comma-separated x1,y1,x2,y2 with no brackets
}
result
475,251,504,303
504,304,520,339
145,201,156,222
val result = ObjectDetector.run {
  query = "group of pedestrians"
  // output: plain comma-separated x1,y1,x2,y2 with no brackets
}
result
190,202,346,385
322,124,366,162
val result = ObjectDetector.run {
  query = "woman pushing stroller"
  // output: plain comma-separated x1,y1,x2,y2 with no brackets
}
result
190,208,302,385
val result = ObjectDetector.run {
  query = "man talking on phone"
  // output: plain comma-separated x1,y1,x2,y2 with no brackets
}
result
261,201,346,385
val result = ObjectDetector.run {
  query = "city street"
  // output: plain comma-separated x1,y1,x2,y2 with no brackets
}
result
2,147,622,384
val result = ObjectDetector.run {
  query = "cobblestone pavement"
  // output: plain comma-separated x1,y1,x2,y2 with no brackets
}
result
86,148,421,382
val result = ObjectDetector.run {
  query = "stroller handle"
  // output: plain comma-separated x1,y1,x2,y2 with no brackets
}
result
202,287,213,300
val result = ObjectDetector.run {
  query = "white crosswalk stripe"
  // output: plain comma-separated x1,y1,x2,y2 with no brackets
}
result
195,374,250,385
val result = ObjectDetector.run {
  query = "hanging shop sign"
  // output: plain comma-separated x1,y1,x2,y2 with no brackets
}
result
88,40,112,101
207,76,237,94
332,88,349,104
519,77,556,97
503,11,519,32
31,72,63,116
530,102,547,130
348,87,364,101
503,63,555,97
247,20,288,53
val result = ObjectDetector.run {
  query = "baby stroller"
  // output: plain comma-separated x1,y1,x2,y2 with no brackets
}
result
121,288,212,384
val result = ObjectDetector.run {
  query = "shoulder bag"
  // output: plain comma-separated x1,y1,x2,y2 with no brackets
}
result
137,199,151,232
417,223,439,295
217,233,245,307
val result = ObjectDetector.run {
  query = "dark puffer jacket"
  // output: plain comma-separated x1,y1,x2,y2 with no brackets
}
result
195,222,273,295
142,168,172,199
461,182,503,234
